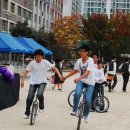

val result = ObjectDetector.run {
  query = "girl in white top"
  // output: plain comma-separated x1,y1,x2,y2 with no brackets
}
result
94,61,106,97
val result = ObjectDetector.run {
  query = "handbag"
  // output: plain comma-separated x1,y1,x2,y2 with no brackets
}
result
107,74,114,81
50,75,55,84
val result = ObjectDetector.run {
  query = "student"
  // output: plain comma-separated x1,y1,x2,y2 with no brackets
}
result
62,45,95,123
105,56,117,92
52,58,63,91
21,49,62,118
91,53,99,111
94,60,106,96
119,58,130,92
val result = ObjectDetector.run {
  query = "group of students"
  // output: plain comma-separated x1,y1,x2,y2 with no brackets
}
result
21,45,130,124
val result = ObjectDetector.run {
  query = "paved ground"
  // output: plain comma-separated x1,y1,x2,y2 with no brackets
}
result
0,72,130,130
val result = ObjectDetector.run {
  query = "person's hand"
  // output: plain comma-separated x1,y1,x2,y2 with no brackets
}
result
60,76,66,82
21,79,24,88
98,79,103,82
74,78,80,83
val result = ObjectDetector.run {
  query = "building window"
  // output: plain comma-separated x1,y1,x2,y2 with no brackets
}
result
40,1,42,9
9,22,15,32
23,9,26,18
3,0,8,10
35,0,38,7
28,12,31,20
39,16,41,24
10,2,15,13
2,20,7,31
34,14,37,23
44,4,46,12
17,6,21,16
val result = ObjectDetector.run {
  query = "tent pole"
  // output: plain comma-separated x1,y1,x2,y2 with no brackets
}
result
22,53,25,69
9,52,11,65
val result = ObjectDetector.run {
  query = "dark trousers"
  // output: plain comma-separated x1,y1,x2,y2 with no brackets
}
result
112,74,117,89
108,74,117,91
25,83,46,115
122,73,129,91
91,83,104,110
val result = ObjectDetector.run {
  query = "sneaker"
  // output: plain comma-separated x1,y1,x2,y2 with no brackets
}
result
58,88,62,92
122,90,127,92
23,114,30,119
38,108,44,113
70,111,76,116
84,116,89,123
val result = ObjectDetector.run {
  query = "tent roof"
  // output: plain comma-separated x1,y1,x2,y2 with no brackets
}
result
0,33,32,53
17,37,53,55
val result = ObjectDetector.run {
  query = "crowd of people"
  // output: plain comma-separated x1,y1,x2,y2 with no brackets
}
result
20,46,130,124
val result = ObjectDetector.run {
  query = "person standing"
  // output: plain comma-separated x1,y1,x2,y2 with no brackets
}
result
105,56,117,92
62,45,95,123
52,58,64,91
21,49,62,118
91,53,99,111
119,58,130,92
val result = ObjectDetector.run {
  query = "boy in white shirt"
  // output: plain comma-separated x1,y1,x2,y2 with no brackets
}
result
62,45,95,123
21,49,62,118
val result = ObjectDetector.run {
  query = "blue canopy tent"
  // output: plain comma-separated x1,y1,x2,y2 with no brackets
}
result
0,32,32,66
0,38,13,52
17,37,53,56
0,33,32,53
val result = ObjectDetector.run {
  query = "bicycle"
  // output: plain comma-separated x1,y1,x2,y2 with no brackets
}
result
93,83,109,113
30,95,38,125
77,86,87,130
68,84,87,130
68,83,109,113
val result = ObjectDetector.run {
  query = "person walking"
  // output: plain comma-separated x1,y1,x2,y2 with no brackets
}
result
119,58,130,92
62,45,95,123
105,56,117,92
52,58,64,91
21,49,62,119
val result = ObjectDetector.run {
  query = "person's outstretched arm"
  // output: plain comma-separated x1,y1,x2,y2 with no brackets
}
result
64,70,78,81
21,70,28,88
52,66,62,78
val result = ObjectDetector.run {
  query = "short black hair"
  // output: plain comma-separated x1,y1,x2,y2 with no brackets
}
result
34,49,44,56
97,60,103,64
125,58,129,62
112,56,116,60
79,45,89,52
92,52,99,58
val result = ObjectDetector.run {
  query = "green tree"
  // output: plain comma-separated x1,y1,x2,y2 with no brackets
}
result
82,13,109,58
11,19,33,37
54,15,83,45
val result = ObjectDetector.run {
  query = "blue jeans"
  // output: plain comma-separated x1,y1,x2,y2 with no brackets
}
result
73,81,94,117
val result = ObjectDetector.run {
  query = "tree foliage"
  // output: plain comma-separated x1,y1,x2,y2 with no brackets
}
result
82,13,109,44
11,19,34,37
54,15,83,45
82,13,109,58
11,20,55,47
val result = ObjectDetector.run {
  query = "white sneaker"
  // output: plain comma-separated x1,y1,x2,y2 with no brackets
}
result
70,111,76,116
23,114,30,119
38,109,44,113
84,116,89,123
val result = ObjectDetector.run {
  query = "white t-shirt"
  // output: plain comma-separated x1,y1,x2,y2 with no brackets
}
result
26,59,53,85
74,57,95,86
94,68,106,83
